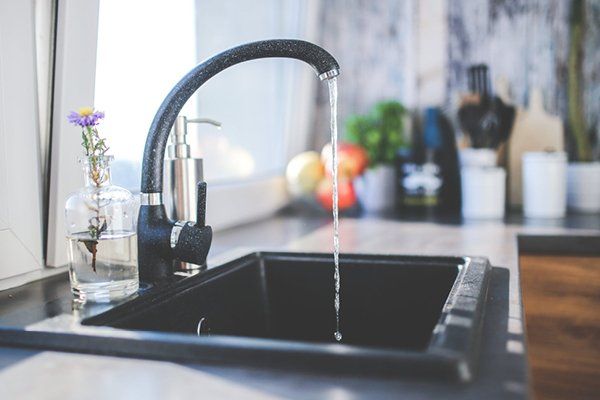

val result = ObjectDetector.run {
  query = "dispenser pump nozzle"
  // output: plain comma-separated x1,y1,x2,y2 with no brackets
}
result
167,115,222,159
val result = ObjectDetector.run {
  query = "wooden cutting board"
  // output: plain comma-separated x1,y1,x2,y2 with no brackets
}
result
520,254,600,400
508,88,564,207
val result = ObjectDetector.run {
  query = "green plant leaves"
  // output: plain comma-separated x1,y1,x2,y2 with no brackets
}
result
345,100,407,167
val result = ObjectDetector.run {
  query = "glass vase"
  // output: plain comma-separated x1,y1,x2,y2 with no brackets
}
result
65,155,138,302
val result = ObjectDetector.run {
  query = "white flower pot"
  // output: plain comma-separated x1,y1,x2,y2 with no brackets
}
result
567,162,600,213
354,165,396,212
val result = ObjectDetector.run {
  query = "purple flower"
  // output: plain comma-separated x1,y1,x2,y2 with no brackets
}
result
67,107,105,127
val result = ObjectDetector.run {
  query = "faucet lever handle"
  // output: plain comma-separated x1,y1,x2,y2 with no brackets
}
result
197,181,207,227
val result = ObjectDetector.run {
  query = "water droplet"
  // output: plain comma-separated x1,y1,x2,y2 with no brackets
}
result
334,331,342,342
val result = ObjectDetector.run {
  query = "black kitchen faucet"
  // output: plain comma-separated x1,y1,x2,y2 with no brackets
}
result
137,39,340,281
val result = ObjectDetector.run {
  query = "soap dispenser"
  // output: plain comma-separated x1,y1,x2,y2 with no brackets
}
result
164,115,220,270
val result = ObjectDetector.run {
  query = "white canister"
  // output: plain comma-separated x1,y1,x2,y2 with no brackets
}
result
459,148,497,168
522,152,567,218
461,167,506,219
567,162,600,213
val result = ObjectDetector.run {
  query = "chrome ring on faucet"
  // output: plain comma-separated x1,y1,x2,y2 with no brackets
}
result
318,69,340,81
170,220,188,248
140,192,163,206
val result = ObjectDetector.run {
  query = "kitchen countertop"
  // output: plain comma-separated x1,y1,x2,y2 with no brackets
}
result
0,215,598,399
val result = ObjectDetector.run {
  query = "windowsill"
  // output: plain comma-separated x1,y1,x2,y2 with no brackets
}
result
0,265,68,292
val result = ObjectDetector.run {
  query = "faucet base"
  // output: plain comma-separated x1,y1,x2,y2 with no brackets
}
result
138,205,212,282
138,205,176,281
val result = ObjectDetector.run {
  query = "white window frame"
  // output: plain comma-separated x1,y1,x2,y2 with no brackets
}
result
46,0,100,268
46,0,321,267
0,0,45,285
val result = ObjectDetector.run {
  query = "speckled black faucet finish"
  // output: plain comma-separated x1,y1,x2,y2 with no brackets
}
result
141,39,340,193
137,39,340,281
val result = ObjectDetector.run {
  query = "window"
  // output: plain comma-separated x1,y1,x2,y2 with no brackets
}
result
94,0,198,190
46,0,319,267
94,0,316,189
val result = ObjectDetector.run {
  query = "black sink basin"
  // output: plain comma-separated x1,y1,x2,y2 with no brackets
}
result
80,252,491,380
93,254,456,348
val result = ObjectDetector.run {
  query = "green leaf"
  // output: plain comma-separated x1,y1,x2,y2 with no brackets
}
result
344,100,407,166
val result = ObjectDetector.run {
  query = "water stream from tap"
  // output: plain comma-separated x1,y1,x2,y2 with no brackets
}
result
328,77,342,342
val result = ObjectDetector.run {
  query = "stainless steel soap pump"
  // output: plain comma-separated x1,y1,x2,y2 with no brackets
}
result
164,115,220,270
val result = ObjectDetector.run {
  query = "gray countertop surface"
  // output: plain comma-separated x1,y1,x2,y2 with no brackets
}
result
0,215,598,400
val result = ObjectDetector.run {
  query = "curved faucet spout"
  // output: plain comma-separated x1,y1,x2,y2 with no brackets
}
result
141,39,340,194
137,39,339,281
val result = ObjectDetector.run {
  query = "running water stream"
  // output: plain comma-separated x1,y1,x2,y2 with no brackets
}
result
328,77,342,342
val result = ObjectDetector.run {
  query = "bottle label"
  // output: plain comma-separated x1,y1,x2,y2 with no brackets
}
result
401,163,442,206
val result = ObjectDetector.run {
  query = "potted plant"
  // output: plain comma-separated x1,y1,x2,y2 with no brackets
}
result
566,0,600,213
346,100,408,212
